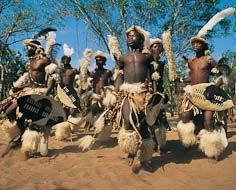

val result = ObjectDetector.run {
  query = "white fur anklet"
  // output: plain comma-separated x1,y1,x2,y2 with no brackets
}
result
177,120,197,148
118,129,139,156
21,129,40,154
198,127,228,159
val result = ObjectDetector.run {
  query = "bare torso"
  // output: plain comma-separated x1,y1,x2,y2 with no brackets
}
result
92,68,112,94
61,68,77,87
120,51,152,83
188,55,216,85
29,56,50,87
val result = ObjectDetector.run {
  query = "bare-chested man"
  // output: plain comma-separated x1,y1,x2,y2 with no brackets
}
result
6,39,51,121
177,36,232,159
90,51,113,94
59,54,81,112
149,38,170,153
116,26,163,173
88,51,113,115
0,39,53,157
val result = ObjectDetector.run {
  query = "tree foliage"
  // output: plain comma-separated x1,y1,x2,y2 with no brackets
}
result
0,0,66,99
61,0,235,57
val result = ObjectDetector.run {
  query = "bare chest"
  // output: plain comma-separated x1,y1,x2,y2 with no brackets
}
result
189,57,210,71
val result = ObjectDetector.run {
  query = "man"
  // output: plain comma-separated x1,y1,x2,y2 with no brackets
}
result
1,39,53,157
177,36,233,159
57,44,81,113
115,26,163,173
88,51,113,115
149,38,170,154
90,51,113,94
6,39,51,120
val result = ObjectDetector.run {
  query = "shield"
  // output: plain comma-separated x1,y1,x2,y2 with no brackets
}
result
57,84,77,108
184,83,234,111
17,94,66,127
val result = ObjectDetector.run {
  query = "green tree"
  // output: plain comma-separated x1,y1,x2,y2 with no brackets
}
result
0,0,66,99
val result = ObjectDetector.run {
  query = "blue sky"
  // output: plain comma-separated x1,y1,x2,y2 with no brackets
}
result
12,0,236,70
55,0,236,70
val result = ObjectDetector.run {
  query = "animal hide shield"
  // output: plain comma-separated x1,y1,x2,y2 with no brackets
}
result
184,83,234,111
17,94,66,127
57,84,77,108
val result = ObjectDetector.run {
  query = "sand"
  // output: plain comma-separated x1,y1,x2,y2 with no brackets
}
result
0,120,236,190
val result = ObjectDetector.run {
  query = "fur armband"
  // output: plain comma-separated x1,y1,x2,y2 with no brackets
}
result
211,67,219,74
151,72,161,81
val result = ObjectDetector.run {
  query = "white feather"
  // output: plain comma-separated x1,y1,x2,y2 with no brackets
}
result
198,7,236,36
63,43,74,57
47,31,56,43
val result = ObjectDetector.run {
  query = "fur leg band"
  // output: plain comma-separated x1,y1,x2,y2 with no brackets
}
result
177,120,197,148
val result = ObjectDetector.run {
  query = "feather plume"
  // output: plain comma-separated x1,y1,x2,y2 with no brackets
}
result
33,27,57,40
198,7,236,36
63,43,74,57
45,31,57,57
79,48,92,90
108,35,121,61
162,30,176,81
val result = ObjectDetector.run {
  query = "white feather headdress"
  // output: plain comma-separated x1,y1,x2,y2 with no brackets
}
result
198,7,236,36
45,31,56,56
63,43,74,57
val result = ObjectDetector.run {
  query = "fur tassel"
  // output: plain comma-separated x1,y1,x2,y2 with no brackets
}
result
198,127,228,159
137,138,154,163
198,7,236,36
45,31,56,57
118,129,139,156
108,35,121,61
102,86,117,107
94,111,113,142
113,69,123,81
45,63,57,75
155,126,167,149
67,114,84,132
79,48,92,90
1,119,20,140
119,82,146,94
162,30,176,81
13,73,29,88
39,135,48,156
94,111,106,134
78,135,95,151
177,120,197,148
54,121,71,141
21,129,40,154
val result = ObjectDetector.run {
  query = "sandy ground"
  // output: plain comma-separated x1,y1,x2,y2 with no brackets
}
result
0,118,236,190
